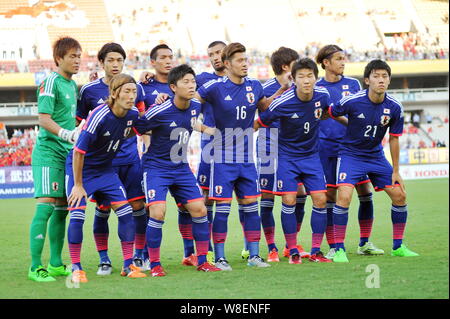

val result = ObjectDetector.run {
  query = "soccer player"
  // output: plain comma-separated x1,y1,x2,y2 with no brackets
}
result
256,58,343,264
77,43,148,275
140,44,175,108
134,64,221,276
195,40,227,263
28,37,82,282
66,74,147,282
329,59,419,262
194,43,290,270
316,45,383,259
259,47,310,262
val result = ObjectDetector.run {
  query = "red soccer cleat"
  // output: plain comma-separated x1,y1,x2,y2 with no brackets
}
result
151,265,166,277
288,253,302,264
197,262,222,272
181,254,198,266
297,245,310,258
267,248,280,262
309,251,332,263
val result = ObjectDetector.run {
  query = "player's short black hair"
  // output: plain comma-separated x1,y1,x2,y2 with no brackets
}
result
97,42,126,62
168,64,196,91
270,47,299,75
207,41,226,49
316,44,344,69
364,59,391,78
291,58,319,79
150,44,172,60
53,36,82,66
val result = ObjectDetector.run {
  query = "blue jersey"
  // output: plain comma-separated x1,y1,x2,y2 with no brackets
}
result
135,98,201,169
196,71,224,127
68,104,140,174
198,76,264,163
330,89,404,158
140,78,173,109
259,78,283,154
258,87,331,158
76,78,146,166
316,76,361,153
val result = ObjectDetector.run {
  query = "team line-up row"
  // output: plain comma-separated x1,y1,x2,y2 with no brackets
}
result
27,38,418,284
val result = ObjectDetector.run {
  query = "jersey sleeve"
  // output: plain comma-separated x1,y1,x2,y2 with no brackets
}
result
258,100,283,127
74,115,101,154
37,79,56,115
389,103,404,136
197,80,217,103
76,87,90,121
135,83,146,112
134,106,165,134
254,80,265,103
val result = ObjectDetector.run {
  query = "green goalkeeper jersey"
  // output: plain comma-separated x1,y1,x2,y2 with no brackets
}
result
32,71,78,168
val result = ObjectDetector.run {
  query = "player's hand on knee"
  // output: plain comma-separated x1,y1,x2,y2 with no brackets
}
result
68,185,88,208
392,172,406,194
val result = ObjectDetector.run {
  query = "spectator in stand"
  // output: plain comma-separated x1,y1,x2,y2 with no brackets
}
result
426,113,433,124
413,113,421,128
418,140,426,149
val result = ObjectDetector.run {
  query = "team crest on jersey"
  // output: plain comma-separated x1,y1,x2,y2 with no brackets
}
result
383,108,390,114
52,182,59,191
315,101,321,107
277,180,283,190
123,127,131,137
199,175,207,184
260,178,268,188
215,185,223,195
314,108,323,119
380,115,391,126
342,91,351,98
148,189,156,200
246,92,255,104
342,85,349,90
339,173,347,181
246,86,252,92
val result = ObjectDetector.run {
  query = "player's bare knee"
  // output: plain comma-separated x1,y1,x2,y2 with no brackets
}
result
311,193,327,208
261,192,275,200
391,190,407,206
326,188,337,202
129,199,144,211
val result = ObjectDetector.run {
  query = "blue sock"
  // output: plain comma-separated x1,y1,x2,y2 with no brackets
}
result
206,204,214,252
260,199,277,252
310,207,327,255
132,208,147,259
192,215,209,265
333,205,349,251
68,210,85,271
242,202,261,258
116,205,134,268
391,204,408,250
281,203,299,255
93,207,111,263
213,203,231,261
238,205,248,250
146,217,164,269
358,193,374,247
178,208,195,257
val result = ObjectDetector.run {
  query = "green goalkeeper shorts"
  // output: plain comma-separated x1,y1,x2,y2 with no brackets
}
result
32,165,66,198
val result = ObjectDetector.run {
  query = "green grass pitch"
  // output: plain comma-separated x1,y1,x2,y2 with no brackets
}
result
0,178,448,299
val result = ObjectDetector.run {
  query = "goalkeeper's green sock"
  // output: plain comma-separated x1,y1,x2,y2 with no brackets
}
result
30,202,55,271
48,205,68,267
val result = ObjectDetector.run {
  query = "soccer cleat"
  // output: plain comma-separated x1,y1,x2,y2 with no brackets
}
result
150,265,166,277
357,242,385,255
391,244,419,257
181,254,198,266
215,258,232,271
297,245,310,258
283,247,290,258
142,259,151,271
28,266,56,282
267,248,280,262
309,251,332,263
288,253,302,264
47,264,71,277
71,270,88,283
97,262,112,276
121,264,147,278
241,248,250,260
197,262,222,272
325,248,336,260
333,248,349,263
132,257,145,270
247,255,271,268
207,251,215,264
